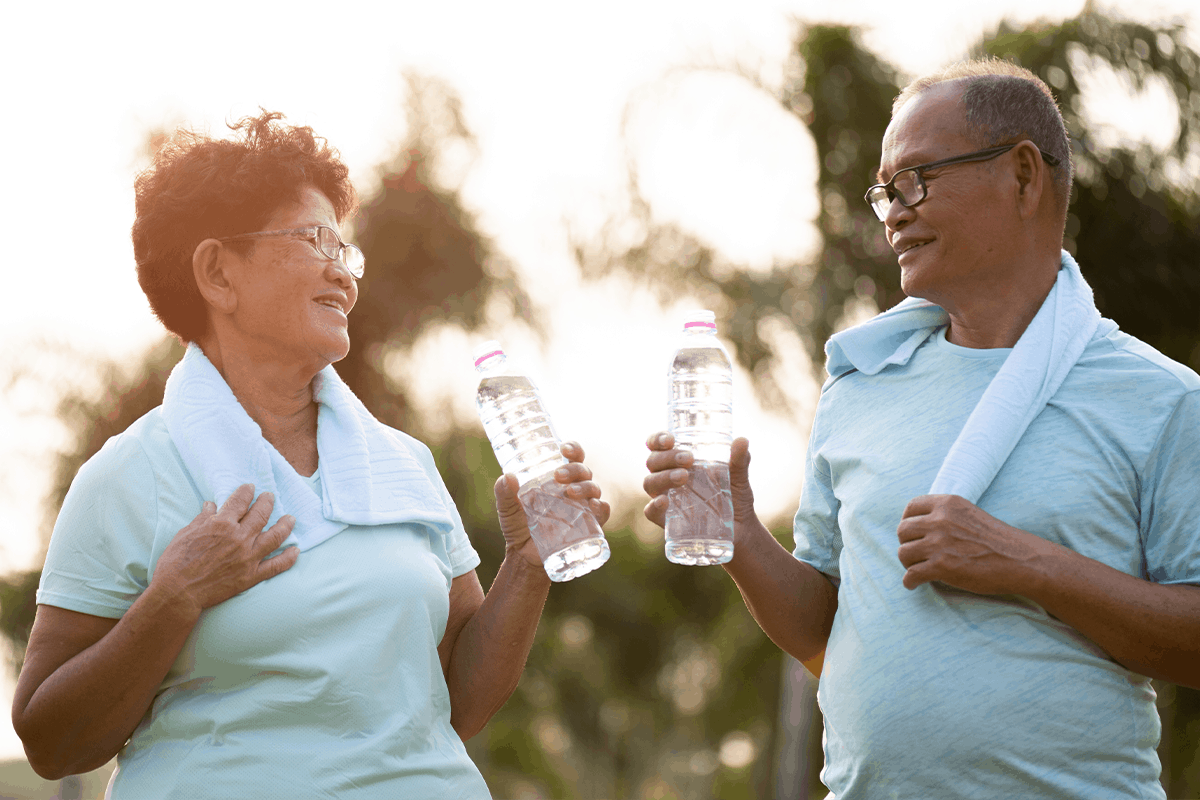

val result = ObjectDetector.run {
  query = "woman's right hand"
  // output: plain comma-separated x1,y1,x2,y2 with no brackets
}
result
152,483,299,617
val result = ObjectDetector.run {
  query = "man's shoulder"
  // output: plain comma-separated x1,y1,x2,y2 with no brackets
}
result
1080,324,1200,394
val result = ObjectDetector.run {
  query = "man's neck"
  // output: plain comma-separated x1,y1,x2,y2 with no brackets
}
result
939,252,1061,349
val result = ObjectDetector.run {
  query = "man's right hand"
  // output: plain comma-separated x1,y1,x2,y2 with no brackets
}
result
642,433,757,529
152,484,299,618
644,432,830,672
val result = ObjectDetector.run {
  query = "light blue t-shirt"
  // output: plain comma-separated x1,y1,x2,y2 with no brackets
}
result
795,325,1200,799
38,408,490,799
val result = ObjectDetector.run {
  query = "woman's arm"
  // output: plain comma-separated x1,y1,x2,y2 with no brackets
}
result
14,592,200,778
438,558,547,740
12,486,298,779
437,442,606,740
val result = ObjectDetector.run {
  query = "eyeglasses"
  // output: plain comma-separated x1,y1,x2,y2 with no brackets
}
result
864,143,1061,222
217,225,365,279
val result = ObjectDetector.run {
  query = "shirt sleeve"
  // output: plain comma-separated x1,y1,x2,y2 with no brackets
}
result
1140,389,1200,586
37,433,158,618
793,413,843,586
405,435,482,580
436,480,482,579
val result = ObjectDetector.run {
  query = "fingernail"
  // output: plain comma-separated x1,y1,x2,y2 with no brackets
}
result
658,433,670,446
671,469,687,483
554,467,570,480
675,452,689,464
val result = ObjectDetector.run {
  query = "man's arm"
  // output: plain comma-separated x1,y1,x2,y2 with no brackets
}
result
897,494,1200,689
645,435,837,670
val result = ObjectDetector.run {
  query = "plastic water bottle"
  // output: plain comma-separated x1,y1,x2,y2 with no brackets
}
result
473,341,610,581
665,310,734,565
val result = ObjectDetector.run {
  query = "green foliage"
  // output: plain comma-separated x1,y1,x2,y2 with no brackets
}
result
0,570,39,673
785,25,905,362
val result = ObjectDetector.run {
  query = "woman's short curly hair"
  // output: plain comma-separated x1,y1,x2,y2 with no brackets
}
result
132,110,358,342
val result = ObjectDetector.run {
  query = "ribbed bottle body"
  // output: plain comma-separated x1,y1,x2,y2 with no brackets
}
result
474,344,609,581
668,345,734,463
475,373,567,487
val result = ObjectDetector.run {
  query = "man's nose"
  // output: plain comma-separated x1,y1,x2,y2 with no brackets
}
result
885,197,916,232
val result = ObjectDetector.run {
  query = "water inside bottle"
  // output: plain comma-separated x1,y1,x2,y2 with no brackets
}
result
518,475,611,581
664,461,734,565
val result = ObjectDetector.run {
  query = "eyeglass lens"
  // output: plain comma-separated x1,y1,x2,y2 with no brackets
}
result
314,227,341,259
890,170,923,206
316,227,365,277
866,169,925,221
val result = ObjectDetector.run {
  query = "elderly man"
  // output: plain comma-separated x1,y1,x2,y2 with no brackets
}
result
644,59,1200,797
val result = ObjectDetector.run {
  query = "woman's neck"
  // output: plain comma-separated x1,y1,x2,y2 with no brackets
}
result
195,335,321,476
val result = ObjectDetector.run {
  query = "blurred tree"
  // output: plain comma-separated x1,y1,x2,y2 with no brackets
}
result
340,73,536,433
587,10,1200,799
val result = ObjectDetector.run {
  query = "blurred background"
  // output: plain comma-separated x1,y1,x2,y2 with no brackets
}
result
2,1,1199,798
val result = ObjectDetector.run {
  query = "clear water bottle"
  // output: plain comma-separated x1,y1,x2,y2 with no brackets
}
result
665,310,734,565
473,341,610,582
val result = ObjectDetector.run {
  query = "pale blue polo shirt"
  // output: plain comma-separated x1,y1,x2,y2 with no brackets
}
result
795,325,1200,798
38,408,491,799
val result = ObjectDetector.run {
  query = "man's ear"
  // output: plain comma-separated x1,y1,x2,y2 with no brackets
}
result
193,238,238,314
1012,141,1047,222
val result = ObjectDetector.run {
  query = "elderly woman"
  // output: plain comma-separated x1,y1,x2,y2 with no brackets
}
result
12,112,607,798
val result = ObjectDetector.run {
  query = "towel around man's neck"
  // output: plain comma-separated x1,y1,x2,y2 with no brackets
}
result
824,250,1114,504
162,345,456,551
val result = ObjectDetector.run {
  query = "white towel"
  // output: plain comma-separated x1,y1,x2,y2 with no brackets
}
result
162,345,456,551
824,250,1113,504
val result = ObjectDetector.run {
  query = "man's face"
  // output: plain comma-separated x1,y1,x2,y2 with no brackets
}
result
877,83,1014,307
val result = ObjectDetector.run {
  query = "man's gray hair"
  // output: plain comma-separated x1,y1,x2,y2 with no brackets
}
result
896,58,1073,208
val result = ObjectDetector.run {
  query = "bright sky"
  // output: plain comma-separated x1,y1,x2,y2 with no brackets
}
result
1,0,1195,764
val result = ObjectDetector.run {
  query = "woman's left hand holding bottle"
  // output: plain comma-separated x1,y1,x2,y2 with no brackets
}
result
493,441,608,568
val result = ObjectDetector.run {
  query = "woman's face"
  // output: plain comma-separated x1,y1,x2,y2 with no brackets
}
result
228,186,359,373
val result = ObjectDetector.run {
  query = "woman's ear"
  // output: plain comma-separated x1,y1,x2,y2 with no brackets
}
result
193,239,238,314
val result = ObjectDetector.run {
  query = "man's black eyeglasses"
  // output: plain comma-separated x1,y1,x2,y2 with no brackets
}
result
864,143,1061,222
217,226,365,279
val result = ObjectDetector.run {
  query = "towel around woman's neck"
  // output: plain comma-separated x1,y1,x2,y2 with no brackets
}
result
824,250,1115,504
162,345,456,551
